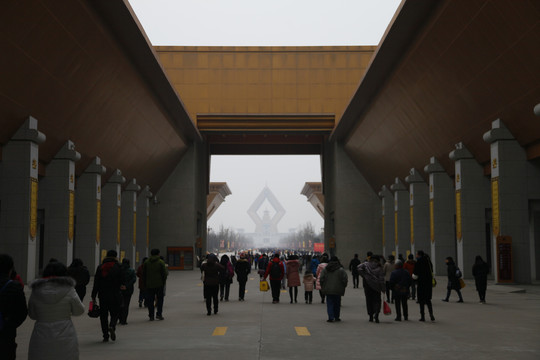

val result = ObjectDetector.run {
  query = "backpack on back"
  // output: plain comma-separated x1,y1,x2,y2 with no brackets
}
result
270,262,281,278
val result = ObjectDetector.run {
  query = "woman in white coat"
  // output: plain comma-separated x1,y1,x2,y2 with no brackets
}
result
28,261,85,360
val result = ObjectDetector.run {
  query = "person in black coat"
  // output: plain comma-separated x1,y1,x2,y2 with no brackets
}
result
348,254,361,289
219,255,233,301
119,259,137,325
472,255,489,303
412,250,435,322
389,260,411,321
442,256,464,303
0,254,28,360
234,253,251,301
201,254,224,315
67,258,90,302
91,250,124,342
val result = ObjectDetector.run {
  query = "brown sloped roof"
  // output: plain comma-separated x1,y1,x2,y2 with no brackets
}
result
335,0,540,191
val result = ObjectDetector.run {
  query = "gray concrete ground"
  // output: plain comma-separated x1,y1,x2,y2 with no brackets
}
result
15,270,540,359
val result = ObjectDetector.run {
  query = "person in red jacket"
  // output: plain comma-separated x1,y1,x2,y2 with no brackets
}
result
263,253,285,304
402,254,416,300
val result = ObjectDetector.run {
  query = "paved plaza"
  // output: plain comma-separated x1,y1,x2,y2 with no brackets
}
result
15,270,540,359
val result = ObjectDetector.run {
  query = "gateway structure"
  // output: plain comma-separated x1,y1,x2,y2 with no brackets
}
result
0,0,539,285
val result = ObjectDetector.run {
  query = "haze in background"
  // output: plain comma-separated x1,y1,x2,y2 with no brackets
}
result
209,155,323,233
127,1,402,233
128,0,401,46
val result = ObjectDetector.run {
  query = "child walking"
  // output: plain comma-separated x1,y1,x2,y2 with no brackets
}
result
303,270,314,304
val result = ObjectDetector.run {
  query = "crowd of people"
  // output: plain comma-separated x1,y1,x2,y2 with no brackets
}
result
0,248,491,359
0,248,168,359
200,249,491,324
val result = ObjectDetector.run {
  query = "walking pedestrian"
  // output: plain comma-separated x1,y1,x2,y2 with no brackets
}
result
389,260,411,321
235,253,251,301
286,255,301,303
263,253,285,304
320,256,348,322
442,256,464,303
28,261,84,359
315,254,329,304
136,257,147,307
348,254,361,289
119,259,136,325
67,258,90,302
219,255,234,301
303,269,314,304
281,256,287,290
402,254,416,300
383,255,395,303
0,254,28,360
310,255,320,275
143,249,168,321
412,250,435,322
257,254,268,280
472,255,489,304
91,250,123,342
358,255,385,323
201,254,224,315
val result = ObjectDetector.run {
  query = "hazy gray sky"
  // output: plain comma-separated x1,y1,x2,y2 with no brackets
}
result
209,155,323,233
127,0,400,233
128,0,401,46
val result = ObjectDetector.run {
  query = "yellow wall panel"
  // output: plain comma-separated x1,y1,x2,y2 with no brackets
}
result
259,53,272,68
234,53,247,68
246,53,259,68
223,53,235,68
155,46,375,124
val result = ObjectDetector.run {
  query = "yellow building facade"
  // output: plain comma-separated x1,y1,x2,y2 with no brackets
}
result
155,46,376,125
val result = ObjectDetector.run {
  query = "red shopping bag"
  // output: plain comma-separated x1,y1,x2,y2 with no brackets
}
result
383,300,392,316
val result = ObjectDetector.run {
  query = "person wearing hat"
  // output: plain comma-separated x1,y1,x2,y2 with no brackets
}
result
91,250,124,342
143,249,168,321
263,253,285,304
319,256,348,322
389,259,411,321
234,253,251,301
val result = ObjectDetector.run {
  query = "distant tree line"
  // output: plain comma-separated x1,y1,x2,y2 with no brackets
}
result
280,222,323,250
207,225,253,252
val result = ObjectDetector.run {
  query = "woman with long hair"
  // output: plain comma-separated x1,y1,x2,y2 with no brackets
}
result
219,254,234,301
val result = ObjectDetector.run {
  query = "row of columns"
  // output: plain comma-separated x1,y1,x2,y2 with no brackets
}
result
0,118,152,282
379,119,537,283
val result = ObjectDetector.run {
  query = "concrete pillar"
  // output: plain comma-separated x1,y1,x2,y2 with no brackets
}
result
121,179,140,264
483,119,530,283
405,168,429,257
39,141,80,268
322,142,381,260
378,185,394,258
101,170,125,261
0,117,46,282
449,142,490,278
424,157,456,275
136,185,152,267
75,157,106,274
151,142,209,266
390,177,410,258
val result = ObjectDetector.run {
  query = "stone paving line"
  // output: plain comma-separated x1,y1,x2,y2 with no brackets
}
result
14,270,540,359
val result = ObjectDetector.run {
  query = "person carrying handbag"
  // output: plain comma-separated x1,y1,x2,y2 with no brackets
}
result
442,257,464,303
